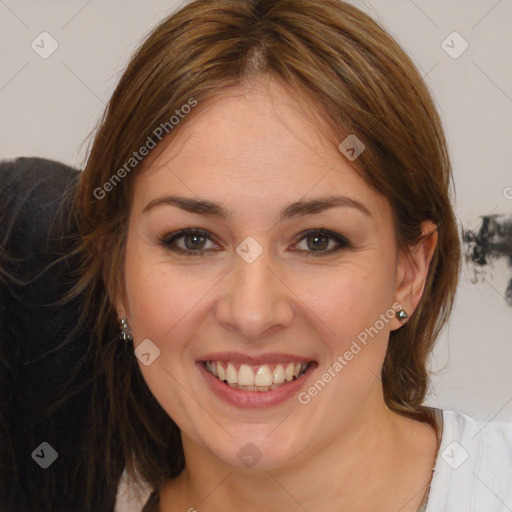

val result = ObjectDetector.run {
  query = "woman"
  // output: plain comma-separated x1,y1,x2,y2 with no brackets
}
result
68,0,511,510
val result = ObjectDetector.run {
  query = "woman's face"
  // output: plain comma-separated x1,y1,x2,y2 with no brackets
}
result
119,76,418,470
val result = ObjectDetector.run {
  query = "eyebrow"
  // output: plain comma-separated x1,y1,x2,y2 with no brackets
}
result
142,194,372,220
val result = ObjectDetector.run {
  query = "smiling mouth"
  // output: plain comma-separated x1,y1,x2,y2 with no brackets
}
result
202,360,313,391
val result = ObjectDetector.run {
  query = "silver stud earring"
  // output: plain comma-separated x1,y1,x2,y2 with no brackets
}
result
396,309,408,321
119,318,133,341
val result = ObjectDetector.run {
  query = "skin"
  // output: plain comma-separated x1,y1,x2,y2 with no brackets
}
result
116,75,439,511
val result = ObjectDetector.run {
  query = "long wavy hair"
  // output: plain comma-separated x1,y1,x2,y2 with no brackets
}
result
58,0,461,505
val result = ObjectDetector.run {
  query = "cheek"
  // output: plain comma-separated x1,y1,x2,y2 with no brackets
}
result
294,261,395,342
122,236,177,348
122,247,207,417
299,266,396,417
124,258,202,345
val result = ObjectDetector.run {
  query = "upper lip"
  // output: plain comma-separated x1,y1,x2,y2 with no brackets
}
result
197,351,315,365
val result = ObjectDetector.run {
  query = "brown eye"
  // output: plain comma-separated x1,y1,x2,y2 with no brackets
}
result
161,228,217,257
160,227,351,258
292,229,351,257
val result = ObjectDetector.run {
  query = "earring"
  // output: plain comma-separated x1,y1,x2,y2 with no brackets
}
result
119,318,133,341
396,309,408,321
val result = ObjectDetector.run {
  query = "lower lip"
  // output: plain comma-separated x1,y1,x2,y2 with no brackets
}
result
197,361,317,408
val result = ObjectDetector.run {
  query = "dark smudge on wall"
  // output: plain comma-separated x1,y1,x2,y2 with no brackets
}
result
462,215,512,306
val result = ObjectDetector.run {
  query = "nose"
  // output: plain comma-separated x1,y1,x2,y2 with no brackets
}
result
215,245,295,340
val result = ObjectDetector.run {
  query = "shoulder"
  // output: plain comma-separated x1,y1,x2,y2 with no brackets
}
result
0,158,106,510
0,156,81,288
427,409,512,511
0,156,79,206
0,156,80,258
115,467,154,512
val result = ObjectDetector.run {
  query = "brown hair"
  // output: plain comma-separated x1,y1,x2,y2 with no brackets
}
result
68,0,460,504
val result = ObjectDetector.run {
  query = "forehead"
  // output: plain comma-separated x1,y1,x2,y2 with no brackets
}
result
132,77,391,223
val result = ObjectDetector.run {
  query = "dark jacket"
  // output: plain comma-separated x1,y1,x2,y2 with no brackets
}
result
0,157,121,512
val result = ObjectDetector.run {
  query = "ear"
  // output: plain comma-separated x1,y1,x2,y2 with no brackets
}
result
390,221,438,331
112,282,130,322
114,295,128,322
101,256,129,322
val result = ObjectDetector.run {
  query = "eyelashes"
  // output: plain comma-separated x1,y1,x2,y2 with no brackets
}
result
160,228,216,257
160,228,352,258
290,228,352,257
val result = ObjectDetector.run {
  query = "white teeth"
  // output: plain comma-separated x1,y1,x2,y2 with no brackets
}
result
254,366,273,387
217,363,225,381
238,364,255,386
238,385,256,391
273,364,285,384
285,363,294,382
205,360,311,391
226,363,238,384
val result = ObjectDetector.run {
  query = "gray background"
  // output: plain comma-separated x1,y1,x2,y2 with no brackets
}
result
1,0,511,423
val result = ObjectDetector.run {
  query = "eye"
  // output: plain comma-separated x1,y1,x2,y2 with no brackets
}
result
160,228,218,257
291,228,351,257
160,227,351,258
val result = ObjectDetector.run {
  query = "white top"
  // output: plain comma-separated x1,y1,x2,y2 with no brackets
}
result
426,409,512,511
115,409,512,512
